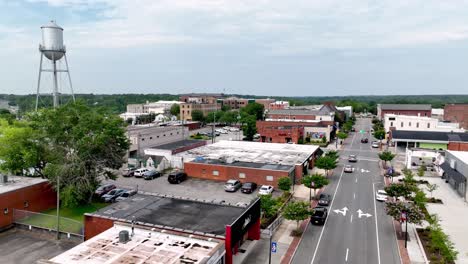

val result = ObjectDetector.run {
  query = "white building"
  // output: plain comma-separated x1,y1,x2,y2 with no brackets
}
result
336,106,353,120
384,114,464,133
431,108,444,121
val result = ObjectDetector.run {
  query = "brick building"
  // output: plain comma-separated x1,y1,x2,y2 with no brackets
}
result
81,193,260,264
444,104,468,130
269,101,290,110
0,176,56,230
180,140,322,186
377,104,432,120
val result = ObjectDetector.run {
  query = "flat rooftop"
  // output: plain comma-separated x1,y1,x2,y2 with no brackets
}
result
391,130,468,142
153,139,204,151
88,194,245,236
180,140,320,166
0,175,47,195
448,150,468,163
379,104,432,111
48,224,223,264
127,125,183,136
192,159,294,172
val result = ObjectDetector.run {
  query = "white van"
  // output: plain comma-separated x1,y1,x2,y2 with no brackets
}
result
134,168,149,178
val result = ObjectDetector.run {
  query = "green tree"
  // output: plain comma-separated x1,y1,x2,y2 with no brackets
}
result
402,168,416,186
282,200,311,230
218,111,238,125
337,132,348,142
315,156,338,175
378,151,395,168
302,173,330,200
413,189,427,209
385,200,424,225
325,150,339,161
0,102,129,207
241,115,257,141
373,129,385,140
260,194,279,219
428,218,458,262
417,164,426,177
170,104,180,116
278,177,292,192
241,102,264,120
191,110,205,123
384,183,415,200
426,183,438,198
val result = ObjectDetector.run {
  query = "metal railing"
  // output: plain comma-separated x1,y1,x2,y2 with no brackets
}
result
13,209,83,237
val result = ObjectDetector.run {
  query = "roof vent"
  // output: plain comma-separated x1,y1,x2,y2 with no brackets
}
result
0,175,7,184
119,230,130,243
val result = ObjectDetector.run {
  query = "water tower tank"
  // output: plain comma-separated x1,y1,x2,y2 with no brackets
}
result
40,20,65,61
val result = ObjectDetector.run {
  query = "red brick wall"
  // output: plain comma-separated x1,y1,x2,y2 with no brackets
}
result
0,181,56,229
84,215,114,240
184,162,292,188
444,104,468,130
257,120,331,144
380,110,431,119
448,142,468,151
172,141,207,155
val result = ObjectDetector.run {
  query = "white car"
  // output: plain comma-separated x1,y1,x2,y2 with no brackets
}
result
371,141,379,148
375,190,388,202
259,185,274,195
134,168,149,177
229,127,240,132
344,165,354,173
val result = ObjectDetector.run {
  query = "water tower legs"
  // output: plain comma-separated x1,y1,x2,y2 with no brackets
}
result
35,53,44,111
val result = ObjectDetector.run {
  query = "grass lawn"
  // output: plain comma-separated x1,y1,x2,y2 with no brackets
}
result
16,202,108,235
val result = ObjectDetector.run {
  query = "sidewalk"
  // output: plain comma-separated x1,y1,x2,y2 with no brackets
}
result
418,176,468,264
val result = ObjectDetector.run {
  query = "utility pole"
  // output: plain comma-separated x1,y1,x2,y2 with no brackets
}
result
269,229,272,264
212,111,216,144
56,174,60,240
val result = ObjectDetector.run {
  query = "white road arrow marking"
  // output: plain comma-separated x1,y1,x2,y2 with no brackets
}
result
357,209,372,218
333,207,348,216
360,168,370,173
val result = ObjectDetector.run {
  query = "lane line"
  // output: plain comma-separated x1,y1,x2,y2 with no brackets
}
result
355,178,358,183
310,167,345,264
353,193,355,199
345,248,349,262
350,214,353,223
372,182,382,264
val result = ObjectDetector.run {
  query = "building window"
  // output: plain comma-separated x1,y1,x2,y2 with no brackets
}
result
24,201,29,208
409,122,411,127
163,134,166,136
150,137,153,140
213,170,219,176
141,138,145,141
401,122,404,127
266,176,274,182
239,173,246,179
157,136,160,138
416,122,419,128
427,123,430,128
202,169,206,174
170,133,173,135
3,208,8,215
424,113,427,116
390,122,393,127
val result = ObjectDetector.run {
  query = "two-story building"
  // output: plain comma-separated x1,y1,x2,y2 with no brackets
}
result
377,104,432,120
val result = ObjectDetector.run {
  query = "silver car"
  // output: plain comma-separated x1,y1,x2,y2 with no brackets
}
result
224,179,242,192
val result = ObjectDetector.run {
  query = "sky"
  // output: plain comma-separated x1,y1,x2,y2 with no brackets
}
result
1,0,468,96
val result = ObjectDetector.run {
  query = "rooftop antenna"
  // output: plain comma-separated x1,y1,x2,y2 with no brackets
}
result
35,20,75,110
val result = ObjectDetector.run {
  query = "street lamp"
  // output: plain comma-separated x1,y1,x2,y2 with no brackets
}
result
401,208,408,248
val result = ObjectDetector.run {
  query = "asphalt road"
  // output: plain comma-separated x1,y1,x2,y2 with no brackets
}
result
292,118,401,264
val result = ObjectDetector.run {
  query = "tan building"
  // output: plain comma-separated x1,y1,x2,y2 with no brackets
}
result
180,102,221,121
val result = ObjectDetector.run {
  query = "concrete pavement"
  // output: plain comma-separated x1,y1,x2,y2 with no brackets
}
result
292,117,401,264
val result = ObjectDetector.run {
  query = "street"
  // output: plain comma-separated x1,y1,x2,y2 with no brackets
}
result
292,118,401,264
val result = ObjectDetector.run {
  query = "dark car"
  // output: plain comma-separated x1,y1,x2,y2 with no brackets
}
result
115,189,137,202
241,182,257,194
311,207,328,225
351,127,356,132
348,155,358,163
94,184,116,197
318,193,332,206
361,138,368,143
101,188,125,203
122,168,135,177
168,172,187,184
143,170,161,180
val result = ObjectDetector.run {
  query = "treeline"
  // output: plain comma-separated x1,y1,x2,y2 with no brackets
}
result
1,93,467,115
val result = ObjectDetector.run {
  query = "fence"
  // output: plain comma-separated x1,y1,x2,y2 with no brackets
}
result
13,209,83,237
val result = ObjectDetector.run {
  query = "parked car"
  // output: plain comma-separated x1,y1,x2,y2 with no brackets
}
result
361,138,369,143
143,170,161,180
348,155,358,163
311,207,328,225
102,188,125,203
241,182,257,194
253,133,261,139
371,141,380,148
224,179,242,192
375,190,388,202
229,127,240,132
344,165,354,173
168,172,187,184
318,194,332,206
95,184,116,197
115,190,137,202
122,168,135,177
351,127,356,132
134,168,149,178
258,185,274,195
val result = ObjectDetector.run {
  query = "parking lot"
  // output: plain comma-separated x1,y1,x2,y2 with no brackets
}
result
105,174,281,205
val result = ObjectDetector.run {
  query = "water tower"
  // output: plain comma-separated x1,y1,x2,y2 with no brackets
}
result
35,20,75,110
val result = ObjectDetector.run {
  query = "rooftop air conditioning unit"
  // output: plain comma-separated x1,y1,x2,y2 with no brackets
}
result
119,230,130,243
450,159,456,170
